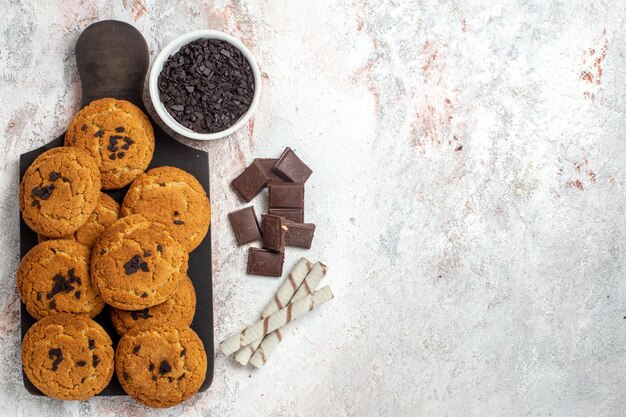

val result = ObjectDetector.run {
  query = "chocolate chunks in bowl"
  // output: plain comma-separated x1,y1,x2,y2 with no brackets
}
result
285,221,316,249
268,208,304,223
261,214,288,253
232,161,270,202
247,248,284,277
228,206,261,245
268,182,304,209
273,147,312,183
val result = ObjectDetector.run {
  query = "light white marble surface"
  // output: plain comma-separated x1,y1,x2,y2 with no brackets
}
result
1,0,626,416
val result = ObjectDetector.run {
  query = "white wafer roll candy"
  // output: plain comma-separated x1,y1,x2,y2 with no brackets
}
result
233,258,312,365
249,261,329,367
220,286,334,356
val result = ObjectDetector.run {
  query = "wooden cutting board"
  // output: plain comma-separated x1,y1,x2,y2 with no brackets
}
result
19,20,214,396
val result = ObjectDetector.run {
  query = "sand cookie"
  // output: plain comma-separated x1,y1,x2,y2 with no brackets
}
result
17,239,104,319
91,214,188,310
65,98,155,190
121,166,211,252
19,147,101,238
110,274,196,335
116,322,207,408
38,192,120,248
22,314,114,400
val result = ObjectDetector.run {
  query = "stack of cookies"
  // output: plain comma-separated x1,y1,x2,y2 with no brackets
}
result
17,98,210,407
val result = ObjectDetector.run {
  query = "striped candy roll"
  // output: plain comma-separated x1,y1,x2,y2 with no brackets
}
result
234,258,312,365
220,286,334,356
249,261,328,367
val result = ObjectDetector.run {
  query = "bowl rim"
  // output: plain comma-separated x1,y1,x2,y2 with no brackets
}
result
148,29,261,141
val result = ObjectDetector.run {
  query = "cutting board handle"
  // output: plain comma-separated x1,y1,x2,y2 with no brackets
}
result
76,20,149,107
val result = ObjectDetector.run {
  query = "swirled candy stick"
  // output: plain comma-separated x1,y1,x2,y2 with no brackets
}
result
249,261,328,367
233,258,312,365
220,286,334,356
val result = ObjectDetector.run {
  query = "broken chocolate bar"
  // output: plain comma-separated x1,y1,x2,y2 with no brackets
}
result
268,182,304,209
232,161,270,202
254,158,284,184
247,248,284,277
268,208,304,223
273,147,313,183
261,214,288,253
285,221,316,249
228,206,261,245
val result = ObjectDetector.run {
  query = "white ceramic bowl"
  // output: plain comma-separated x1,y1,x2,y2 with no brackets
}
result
149,30,261,141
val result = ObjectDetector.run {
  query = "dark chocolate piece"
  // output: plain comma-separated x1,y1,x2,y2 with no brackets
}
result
76,361,86,367
247,248,284,277
81,124,87,131
131,308,153,320
48,348,63,370
92,355,100,368
228,206,261,245
261,214,287,253
159,360,172,374
88,339,95,350
115,126,125,132
285,221,316,249
273,147,313,183
268,182,304,209
268,208,304,223
232,162,270,202
133,345,141,354
254,158,284,184
49,172,61,181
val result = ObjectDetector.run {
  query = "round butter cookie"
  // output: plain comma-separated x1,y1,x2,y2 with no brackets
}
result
19,147,100,237
38,192,120,248
65,98,155,189
110,274,196,335
116,322,207,408
17,239,104,319
121,166,210,252
22,313,114,400
91,214,188,310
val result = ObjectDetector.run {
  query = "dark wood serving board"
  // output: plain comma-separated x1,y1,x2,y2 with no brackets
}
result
19,20,214,396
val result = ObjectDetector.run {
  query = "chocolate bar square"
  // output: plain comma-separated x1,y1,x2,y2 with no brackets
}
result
285,221,316,249
254,158,284,184
268,208,304,223
247,248,284,277
231,161,270,202
261,214,288,253
268,182,304,209
228,206,261,245
273,147,313,183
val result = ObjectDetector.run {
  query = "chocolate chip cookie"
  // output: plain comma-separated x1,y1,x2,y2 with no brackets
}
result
17,239,104,319
22,313,114,400
19,147,101,237
38,192,120,248
64,98,155,190
91,214,188,310
110,274,196,335
121,166,211,252
116,322,207,408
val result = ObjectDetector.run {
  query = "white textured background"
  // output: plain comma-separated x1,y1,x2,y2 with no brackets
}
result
1,0,625,416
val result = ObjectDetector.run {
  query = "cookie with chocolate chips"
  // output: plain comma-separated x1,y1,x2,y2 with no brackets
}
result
64,98,155,189
91,214,188,310
110,274,196,335
17,239,104,319
121,166,211,252
19,147,101,237
115,321,207,408
38,192,120,248
21,313,114,400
